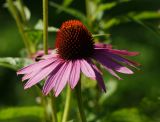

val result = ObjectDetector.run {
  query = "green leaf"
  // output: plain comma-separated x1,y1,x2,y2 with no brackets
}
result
106,0,160,17
103,18,120,29
130,11,160,20
23,6,31,21
4,1,31,21
127,17,160,39
49,2,87,22
0,57,32,70
110,108,150,122
27,30,42,46
92,0,130,20
62,0,73,7
34,20,59,32
92,33,110,38
98,2,117,12
0,106,44,120
103,11,160,29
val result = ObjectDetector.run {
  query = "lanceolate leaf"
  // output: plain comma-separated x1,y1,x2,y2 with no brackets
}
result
0,106,44,120
49,1,87,22
127,17,160,39
106,0,160,17
62,0,74,7
130,11,160,20
103,11,160,29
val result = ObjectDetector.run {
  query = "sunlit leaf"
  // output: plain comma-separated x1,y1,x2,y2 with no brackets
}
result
98,2,117,12
103,11,160,29
4,1,31,21
0,57,32,70
62,0,73,7
103,18,120,29
86,0,97,21
49,1,87,22
34,20,59,32
0,106,44,120
130,11,160,20
92,33,110,38
23,6,31,21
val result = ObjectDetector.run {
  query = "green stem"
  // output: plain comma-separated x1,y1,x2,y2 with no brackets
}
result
62,85,71,122
17,0,27,23
50,96,58,122
7,0,33,55
43,0,48,54
75,81,87,122
42,1,57,121
42,95,57,122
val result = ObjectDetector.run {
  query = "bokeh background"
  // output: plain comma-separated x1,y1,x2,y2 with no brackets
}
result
0,0,160,122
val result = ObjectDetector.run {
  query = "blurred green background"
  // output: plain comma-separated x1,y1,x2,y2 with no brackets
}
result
0,0,160,122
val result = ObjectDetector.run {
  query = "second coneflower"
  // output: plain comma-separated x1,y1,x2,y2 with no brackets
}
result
17,20,139,97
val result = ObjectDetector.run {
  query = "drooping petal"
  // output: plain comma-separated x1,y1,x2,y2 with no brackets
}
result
80,59,96,78
69,60,81,89
42,61,65,95
93,55,121,80
94,49,133,74
108,53,140,68
109,49,139,56
24,59,62,89
94,48,140,68
54,61,72,97
17,57,57,75
89,61,106,92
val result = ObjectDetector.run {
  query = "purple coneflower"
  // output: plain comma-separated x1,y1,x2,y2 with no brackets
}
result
17,20,139,97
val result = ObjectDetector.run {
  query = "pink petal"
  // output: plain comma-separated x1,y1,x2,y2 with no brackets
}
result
109,49,139,56
109,53,140,68
17,57,57,75
90,62,106,92
24,60,62,89
94,49,133,74
22,71,38,81
103,65,122,80
93,57,121,80
54,61,72,97
42,62,65,95
80,59,96,78
69,60,81,89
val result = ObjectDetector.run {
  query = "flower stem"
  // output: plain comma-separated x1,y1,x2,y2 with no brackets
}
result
43,0,48,54
75,81,87,122
62,85,71,122
50,95,58,122
17,0,27,23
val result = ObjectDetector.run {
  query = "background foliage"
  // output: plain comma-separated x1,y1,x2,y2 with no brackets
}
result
0,0,160,122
